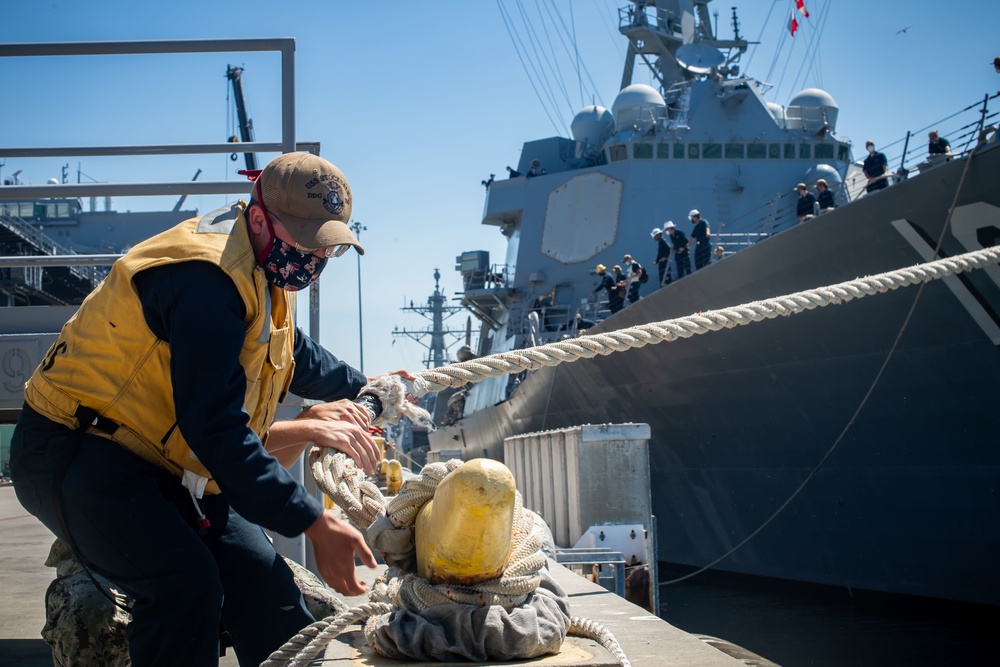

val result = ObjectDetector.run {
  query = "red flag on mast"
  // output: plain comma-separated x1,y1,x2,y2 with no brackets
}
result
788,10,799,36
796,0,810,18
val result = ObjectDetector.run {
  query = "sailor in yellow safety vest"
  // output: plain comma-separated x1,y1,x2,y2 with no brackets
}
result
9,153,411,667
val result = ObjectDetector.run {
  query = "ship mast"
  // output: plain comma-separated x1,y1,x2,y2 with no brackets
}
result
393,269,465,369
619,0,747,93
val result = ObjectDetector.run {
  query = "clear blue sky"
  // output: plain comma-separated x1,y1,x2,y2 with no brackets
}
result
1,0,996,376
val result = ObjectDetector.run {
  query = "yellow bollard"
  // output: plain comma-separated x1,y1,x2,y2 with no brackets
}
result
373,435,388,461
415,458,516,585
386,460,403,496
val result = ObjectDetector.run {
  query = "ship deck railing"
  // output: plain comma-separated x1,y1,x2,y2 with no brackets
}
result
713,231,769,257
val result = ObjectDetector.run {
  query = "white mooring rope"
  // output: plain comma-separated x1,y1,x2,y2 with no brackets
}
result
410,246,1000,397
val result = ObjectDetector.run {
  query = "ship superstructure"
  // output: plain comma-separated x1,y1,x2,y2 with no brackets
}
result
456,0,853,416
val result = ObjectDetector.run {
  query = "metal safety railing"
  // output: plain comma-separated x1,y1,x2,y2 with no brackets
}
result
0,38,331,336
0,39,305,199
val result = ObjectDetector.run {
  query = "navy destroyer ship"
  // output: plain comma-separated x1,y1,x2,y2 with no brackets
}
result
428,0,1000,606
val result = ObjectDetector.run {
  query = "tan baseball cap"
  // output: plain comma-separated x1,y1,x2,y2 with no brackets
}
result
253,152,363,255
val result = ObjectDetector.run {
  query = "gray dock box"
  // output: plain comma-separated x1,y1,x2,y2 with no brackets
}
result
504,423,651,548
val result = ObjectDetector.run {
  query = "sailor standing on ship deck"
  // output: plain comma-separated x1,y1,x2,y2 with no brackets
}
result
665,221,691,279
8,153,410,667
591,263,625,314
862,140,889,193
651,227,672,287
688,210,712,271
622,254,645,304
815,179,836,212
795,183,818,223
927,130,952,159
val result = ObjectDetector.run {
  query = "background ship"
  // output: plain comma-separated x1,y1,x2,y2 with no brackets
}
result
427,0,1000,605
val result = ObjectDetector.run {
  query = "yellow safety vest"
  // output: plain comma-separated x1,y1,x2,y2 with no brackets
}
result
24,201,296,494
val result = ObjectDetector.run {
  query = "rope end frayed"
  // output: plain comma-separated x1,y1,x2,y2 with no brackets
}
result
360,374,435,431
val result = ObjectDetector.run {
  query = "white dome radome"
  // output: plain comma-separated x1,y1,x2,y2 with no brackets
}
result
612,84,665,134
785,87,839,132
571,105,615,150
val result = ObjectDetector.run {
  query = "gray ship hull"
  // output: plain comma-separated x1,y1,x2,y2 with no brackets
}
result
431,144,1000,605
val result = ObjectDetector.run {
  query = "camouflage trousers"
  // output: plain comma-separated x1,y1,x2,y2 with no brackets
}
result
42,539,348,667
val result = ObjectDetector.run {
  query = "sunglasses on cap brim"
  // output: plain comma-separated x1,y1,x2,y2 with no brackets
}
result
269,210,352,257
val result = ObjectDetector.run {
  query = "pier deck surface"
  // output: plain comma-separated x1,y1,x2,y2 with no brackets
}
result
1,485,752,666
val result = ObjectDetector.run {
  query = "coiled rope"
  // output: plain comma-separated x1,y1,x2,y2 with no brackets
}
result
409,246,1000,397
262,454,631,667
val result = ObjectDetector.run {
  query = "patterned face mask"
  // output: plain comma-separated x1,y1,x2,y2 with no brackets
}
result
253,184,329,291
259,235,328,291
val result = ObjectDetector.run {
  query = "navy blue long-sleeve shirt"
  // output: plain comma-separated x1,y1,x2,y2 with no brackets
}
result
134,261,366,537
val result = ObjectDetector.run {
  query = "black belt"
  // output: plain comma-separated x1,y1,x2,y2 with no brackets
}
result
74,405,119,436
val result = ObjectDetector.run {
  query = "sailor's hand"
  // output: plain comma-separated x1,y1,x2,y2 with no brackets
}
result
299,399,370,430
307,419,380,475
305,511,377,596
366,369,417,384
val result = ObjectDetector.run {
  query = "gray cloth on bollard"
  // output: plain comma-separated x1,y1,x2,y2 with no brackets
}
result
365,502,569,662
41,539,347,666
367,508,417,570
365,566,571,662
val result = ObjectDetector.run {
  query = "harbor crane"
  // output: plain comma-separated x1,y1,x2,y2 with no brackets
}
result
226,65,257,171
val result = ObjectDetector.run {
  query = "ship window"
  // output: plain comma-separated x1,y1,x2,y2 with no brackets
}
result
688,144,700,159
725,143,745,158
769,144,781,159
784,143,796,159
633,143,653,159
815,144,834,159
673,143,685,159
799,144,811,159
838,145,849,161
610,145,628,162
702,143,721,159
657,143,670,158
748,144,767,159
